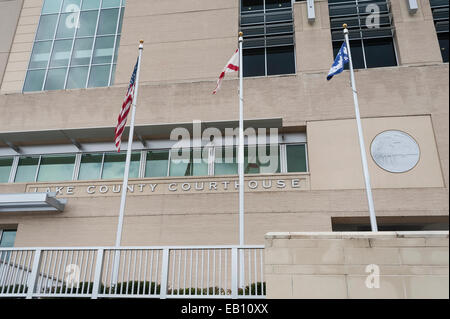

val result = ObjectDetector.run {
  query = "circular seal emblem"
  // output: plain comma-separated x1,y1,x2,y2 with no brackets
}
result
370,130,420,173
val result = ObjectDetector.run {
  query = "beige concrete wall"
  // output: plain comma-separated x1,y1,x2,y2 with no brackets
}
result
0,0,24,87
392,0,444,66
308,115,444,190
114,0,239,85
0,175,447,247
265,231,449,299
294,0,334,73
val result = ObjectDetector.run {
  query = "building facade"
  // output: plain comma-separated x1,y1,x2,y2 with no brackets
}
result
0,0,448,249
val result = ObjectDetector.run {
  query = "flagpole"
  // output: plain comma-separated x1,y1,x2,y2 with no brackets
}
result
343,24,378,232
238,32,246,288
238,32,245,247
112,40,144,284
115,40,144,247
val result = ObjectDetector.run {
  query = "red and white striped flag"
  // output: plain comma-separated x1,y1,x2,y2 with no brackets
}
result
114,59,138,152
212,48,240,94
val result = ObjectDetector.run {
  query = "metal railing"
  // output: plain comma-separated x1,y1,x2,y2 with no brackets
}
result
0,245,265,299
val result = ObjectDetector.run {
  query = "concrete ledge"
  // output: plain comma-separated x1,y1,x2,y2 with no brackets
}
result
266,231,449,240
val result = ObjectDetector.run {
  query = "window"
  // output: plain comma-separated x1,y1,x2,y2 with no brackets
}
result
1,139,308,183
24,0,125,92
0,158,13,183
0,230,17,248
215,147,238,176
240,0,296,77
14,155,75,183
286,144,307,173
101,152,140,179
430,0,449,62
14,156,40,183
36,155,76,182
145,150,169,178
169,148,208,177
328,0,397,69
78,152,140,180
214,145,281,175
244,145,280,174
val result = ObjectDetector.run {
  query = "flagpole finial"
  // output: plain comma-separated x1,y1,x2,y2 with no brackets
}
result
140,40,144,44
343,23,348,29
239,32,244,37
139,40,144,50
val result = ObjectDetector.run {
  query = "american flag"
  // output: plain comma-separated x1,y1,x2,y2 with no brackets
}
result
115,59,138,152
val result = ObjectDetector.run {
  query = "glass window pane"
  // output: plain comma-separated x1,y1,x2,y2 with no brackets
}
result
267,45,295,76
23,70,46,92
37,155,75,182
97,8,119,35
42,0,62,14
44,68,67,90
102,153,140,179
92,36,114,64
286,144,307,172
78,153,103,180
192,148,208,176
334,40,365,69
15,156,39,183
102,0,121,8
214,147,238,175
36,14,58,40
82,0,100,10
114,35,120,63
244,48,265,77
438,33,449,63
0,158,13,183
169,148,207,177
145,150,169,177
110,64,117,84
258,145,280,174
71,37,94,65
0,230,17,247
66,66,88,89
244,146,259,174
169,148,191,177
50,39,73,67
266,0,291,9
241,0,264,12
56,12,77,38
244,145,279,174
88,64,111,87
76,10,99,37
29,41,52,69
364,38,397,68
118,7,124,33
62,0,81,12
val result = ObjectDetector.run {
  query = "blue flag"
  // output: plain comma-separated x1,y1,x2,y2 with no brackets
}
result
327,42,349,81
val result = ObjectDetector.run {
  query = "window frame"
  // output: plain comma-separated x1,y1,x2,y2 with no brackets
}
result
0,139,309,184
240,0,297,77
430,0,449,63
328,0,399,69
0,229,17,248
23,0,125,93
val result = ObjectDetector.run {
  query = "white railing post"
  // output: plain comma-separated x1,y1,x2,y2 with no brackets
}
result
231,247,238,299
159,248,169,299
91,249,104,299
26,249,42,299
